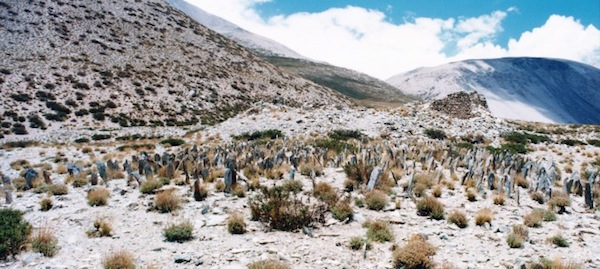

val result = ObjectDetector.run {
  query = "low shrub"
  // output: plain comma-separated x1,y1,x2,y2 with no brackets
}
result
91,134,111,141
102,250,135,269
549,234,569,247
227,213,246,234
392,234,437,269
86,218,112,238
0,209,32,260
233,129,282,141
424,128,446,140
475,208,493,226
523,210,543,228
163,221,193,242
416,196,444,220
364,219,394,243
31,227,58,257
140,179,164,194
506,232,524,248
331,200,354,221
530,191,545,204
313,182,339,207
154,190,181,213
247,259,291,269
349,236,372,251
364,189,387,211
248,186,326,231
87,187,109,206
447,210,468,228
281,180,303,194
160,138,185,147
40,197,53,211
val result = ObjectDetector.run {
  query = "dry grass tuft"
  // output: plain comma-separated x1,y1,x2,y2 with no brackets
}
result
392,234,437,269
87,187,110,206
474,208,493,226
40,197,53,211
364,219,394,243
431,185,443,198
493,192,505,205
447,210,468,228
247,259,291,269
154,189,181,213
31,226,58,257
102,250,136,269
227,212,246,234
416,196,444,220
548,191,571,212
313,182,339,207
364,189,387,211
87,218,113,238
530,191,545,204
523,210,544,227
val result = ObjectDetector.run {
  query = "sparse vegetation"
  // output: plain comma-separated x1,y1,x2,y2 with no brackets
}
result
364,219,394,243
40,197,53,211
233,129,282,141
331,200,354,221
312,182,339,207
247,259,291,269
227,213,247,234
154,190,181,213
349,236,371,251
392,234,437,269
31,227,58,257
416,196,444,220
87,218,113,238
87,187,110,206
102,250,136,269
447,210,468,228
424,128,446,140
475,208,493,226
163,221,193,242
0,209,32,260
549,234,569,247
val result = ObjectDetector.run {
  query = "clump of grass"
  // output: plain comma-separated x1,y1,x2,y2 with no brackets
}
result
49,183,68,195
331,200,354,221
281,180,303,194
528,257,581,269
349,236,372,251
102,250,135,269
392,234,437,269
548,191,571,213
355,198,365,208
227,213,247,235
549,234,569,247
40,197,53,211
532,208,557,221
474,208,493,226
523,210,543,227
140,179,164,194
214,180,226,192
364,219,394,243
313,182,339,207
416,196,444,220
87,218,112,238
232,184,247,198
70,172,89,188
343,161,372,189
87,187,110,206
493,192,505,205
163,221,193,242
154,190,181,213
447,210,468,228
31,227,58,257
431,185,442,198
247,259,291,269
364,189,387,211
530,191,545,204
514,174,529,188
506,232,524,248
466,188,477,202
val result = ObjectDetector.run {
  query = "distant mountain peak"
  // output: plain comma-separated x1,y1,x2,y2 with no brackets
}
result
387,57,600,124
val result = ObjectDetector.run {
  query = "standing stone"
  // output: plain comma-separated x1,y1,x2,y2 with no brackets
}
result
584,182,594,209
4,189,12,204
24,169,38,190
564,178,573,194
487,173,495,190
90,172,99,186
2,173,10,185
97,162,107,182
367,167,382,191
193,179,205,201
42,170,52,185
224,168,234,193
289,167,296,180
574,180,583,196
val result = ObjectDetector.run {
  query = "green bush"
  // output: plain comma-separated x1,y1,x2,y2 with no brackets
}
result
502,132,550,144
549,235,569,247
331,201,354,221
365,219,394,242
74,137,90,143
349,236,372,251
163,221,193,242
560,139,586,146
424,128,446,140
233,129,282,141
248,186,326,231
160,138,185,147
314,138,356,153
329,129,364,140
91,134,111,141
0,209,32,260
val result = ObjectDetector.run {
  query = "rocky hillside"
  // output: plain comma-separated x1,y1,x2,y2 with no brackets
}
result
387,57,600,124
0,0,349,138
165,0,412,105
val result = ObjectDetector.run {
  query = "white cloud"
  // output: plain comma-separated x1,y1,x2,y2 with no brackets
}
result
184,1,600,79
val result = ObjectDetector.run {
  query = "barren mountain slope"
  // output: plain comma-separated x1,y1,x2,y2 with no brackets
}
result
165,0,412,104
0,0,349,138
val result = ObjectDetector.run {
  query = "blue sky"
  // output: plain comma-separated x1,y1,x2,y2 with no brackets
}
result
188,0,600,79
257,0,600,51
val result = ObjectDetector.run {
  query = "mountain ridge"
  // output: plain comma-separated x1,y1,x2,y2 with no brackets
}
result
387,57,600,124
